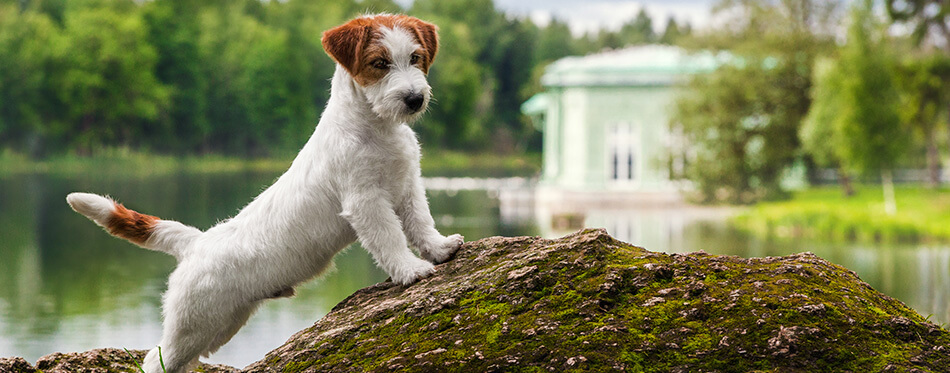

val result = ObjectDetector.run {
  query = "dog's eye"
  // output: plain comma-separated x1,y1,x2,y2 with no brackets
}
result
410,54,421,65
371,59,390,70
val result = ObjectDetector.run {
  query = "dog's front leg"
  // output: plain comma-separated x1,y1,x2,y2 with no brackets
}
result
341,193,436,285
397,178,464,264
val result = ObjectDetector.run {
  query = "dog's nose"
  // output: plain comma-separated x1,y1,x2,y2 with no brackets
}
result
404,93,425,112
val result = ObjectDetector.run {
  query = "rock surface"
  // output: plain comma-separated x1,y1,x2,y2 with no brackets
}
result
3,229,949,372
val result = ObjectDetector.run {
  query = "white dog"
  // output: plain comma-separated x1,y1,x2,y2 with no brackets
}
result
66,14,462,373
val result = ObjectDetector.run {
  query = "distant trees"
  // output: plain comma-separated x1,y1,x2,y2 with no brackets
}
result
0,0,688,158
886,0,950,188
671,0,841,203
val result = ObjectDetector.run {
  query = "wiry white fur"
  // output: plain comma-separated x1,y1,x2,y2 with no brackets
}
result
65,192,115,226
66,22,462,373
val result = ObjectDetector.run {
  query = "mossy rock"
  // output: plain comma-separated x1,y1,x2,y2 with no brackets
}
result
246,229,949,372
4,229,948,372
0,348,234,373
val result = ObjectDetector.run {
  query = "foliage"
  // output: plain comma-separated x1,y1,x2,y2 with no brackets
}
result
894,54,950,187
832,2,906,175
0,4,60,157
0,0,691,159
672,0,840,204
885,0,950,48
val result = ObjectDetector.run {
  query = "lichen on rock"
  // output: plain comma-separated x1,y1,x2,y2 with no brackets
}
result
3,229,949,372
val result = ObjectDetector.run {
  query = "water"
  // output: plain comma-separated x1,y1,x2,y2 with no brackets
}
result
0,172,947,368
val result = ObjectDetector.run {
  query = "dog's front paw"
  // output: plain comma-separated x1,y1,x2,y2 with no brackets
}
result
391,257,436,285
423,234,464,264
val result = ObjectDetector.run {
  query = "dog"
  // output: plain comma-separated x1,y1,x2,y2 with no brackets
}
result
66,14,462,373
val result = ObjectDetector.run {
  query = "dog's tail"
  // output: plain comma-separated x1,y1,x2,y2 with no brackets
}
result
66,192,201,259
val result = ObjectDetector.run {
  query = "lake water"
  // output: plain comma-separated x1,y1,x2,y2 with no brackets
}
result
0,171,947,368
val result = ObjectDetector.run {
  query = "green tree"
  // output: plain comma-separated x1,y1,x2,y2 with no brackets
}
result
659,16,690,45
533,18,577,64
142,0,209,153
55,5,169,153
672,0,840,203
886,0,950,48
801,58,855,196
895,55,950,188
886,0,950,186
618,8,655,45
0,5,61,157
803,1,907,214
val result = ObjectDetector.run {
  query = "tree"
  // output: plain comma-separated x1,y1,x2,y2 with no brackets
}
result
886,0,950,49
886,0,950,186
801,58,854,196
671,0,841,203
894,55,950,188
142,0,209,153
0,5,61,157
803,0,907,214
659,16,690,45
55,5,169,153
618,8,656,45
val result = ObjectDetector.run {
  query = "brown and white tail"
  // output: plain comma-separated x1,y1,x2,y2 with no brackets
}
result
66,192,201,259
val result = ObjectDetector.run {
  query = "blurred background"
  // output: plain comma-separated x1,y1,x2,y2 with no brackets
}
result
1,0,948,368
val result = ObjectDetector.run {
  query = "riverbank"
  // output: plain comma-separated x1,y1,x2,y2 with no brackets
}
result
732,185,950,243
0,149,541,178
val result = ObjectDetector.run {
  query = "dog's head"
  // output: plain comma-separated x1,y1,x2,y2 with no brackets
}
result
322,14,438,123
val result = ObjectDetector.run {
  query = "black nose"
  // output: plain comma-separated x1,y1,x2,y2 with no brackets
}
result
404,93,425,112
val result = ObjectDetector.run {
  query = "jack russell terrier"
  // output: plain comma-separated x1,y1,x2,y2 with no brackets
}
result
66,14,462,373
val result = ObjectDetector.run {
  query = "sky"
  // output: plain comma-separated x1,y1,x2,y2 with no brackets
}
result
395,0,717,36
492,0,716,35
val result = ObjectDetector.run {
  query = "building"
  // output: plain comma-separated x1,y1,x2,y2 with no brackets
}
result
519,45,731,241
522,45,726,209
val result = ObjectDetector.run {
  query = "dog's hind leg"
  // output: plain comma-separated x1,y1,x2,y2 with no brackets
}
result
207,305,257,355
142,291,250,373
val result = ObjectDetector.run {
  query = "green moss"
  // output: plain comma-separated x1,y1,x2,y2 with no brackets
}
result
256,229,950,372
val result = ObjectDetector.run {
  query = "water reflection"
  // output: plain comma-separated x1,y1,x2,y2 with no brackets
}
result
0,174,947,368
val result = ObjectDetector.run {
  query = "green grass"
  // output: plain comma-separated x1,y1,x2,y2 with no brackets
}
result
0,148,541,178
732,185,950,243
420,149,540,178
0,148,291,177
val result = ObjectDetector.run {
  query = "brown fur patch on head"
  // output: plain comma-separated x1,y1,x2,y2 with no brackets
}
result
321,14,439,85
108,203,159,245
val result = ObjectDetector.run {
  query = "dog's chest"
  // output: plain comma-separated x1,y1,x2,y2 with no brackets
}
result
357,128,419,195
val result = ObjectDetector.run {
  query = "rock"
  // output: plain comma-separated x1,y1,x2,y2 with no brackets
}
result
0,348,234,373
4,229,949,372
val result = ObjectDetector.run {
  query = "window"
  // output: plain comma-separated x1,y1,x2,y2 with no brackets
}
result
609,122,638,183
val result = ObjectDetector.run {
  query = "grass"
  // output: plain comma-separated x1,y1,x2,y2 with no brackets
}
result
124,347,165,373
732,184,950,243
0,148,541,178
0,148,291,177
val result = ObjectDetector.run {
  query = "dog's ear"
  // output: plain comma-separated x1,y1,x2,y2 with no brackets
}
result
409,19,438,74
322,20,372,76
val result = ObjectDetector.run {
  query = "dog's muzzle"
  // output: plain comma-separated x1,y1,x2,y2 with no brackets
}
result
403,92,425,113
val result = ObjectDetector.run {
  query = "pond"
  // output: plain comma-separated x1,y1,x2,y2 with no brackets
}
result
0,171,947,368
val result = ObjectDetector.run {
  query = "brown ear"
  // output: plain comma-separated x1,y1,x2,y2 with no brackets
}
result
410,19,438,73
322,20,372,76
